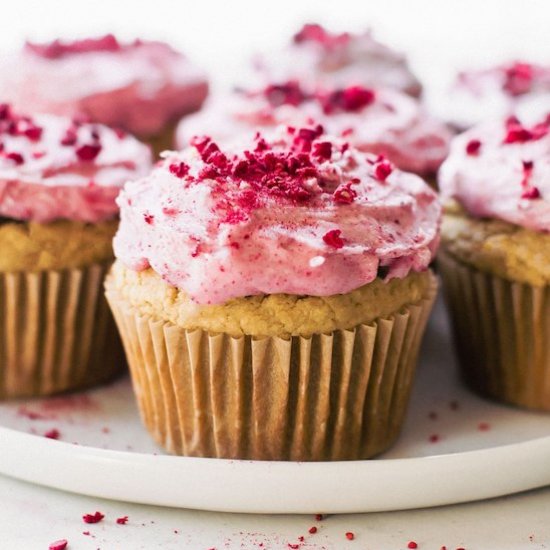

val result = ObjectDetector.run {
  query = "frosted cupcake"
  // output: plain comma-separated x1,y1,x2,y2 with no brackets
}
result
0,35,208,154
252,23,422,97
438,113,550,410
0,105,152,398
437,61,550,131
177,82,451,180
106,125,440,460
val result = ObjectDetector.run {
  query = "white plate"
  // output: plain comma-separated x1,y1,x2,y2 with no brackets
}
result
1,297,550,514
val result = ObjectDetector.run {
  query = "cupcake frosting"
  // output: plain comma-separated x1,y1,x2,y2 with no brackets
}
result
114,126,441,304
253,24,422,97
0,105,152,223
0,35,208,136
439,114,550,232
177,82,451,175
441,61,550,130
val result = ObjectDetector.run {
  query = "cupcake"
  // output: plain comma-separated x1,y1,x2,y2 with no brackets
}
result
0,35,208,154
106,125,440,460
176,82,451,181
436,61,550,131
251,23,422,97
0,104,152,398
438,113,550,410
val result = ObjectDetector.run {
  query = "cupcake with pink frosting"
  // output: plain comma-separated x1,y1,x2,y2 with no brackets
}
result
437,61,550,131
0,34,208,154
106,125,440,460
177,81,451,181
438,113,550,410
252,23,422,97
0,104,152,398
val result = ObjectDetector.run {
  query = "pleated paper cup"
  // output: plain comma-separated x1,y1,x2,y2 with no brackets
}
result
438,249,550,410
142,120,178,157
0,262,125,399
106,273,437,461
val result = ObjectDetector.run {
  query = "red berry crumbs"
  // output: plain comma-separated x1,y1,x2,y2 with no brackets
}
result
5,151,24,165
408,542,418,549
429,434,440,443
82,511,104,524
465,139,481,156
315,514,324,521
116,516,129,525
44,428,60,439
169,162,190,178
333,182,357,204
374,160,393,181
308,526,317,534
503,62,533,96
75,143,101,161
320,86,375,114
323,229,345,249
264,81,307,107
48,540,68,550
345,531,355,540
521,186,541,199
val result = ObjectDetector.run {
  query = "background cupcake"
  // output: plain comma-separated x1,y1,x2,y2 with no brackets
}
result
434,61,550,131
250,23,422,97
0,104,152,398
177,81,451,181
106,125,440,461
0,34,209,154
438,113,550,409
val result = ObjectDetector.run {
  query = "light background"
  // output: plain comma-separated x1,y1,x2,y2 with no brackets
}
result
4,0,550,97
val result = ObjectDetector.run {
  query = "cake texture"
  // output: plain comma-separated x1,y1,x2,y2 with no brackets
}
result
0,106,152,398
176,82,451,177
0,35,208,147
107,125,440,460
438,114,550,409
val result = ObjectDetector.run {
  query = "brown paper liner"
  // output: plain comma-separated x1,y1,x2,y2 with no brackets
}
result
0,262,125,399
106,274,437,461
438,249,550,410
141,120,178,159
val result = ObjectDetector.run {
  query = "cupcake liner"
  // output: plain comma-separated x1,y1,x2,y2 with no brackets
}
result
106,273,437,461
0,262,125,399
438,250,550,410
142,120,178,157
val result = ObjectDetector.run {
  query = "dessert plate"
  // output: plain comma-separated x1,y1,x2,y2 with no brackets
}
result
0,297,550,514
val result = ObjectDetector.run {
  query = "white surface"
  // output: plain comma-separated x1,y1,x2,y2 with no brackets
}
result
1,297,550,517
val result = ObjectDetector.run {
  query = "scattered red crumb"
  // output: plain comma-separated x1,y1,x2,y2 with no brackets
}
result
308,526,317,534
312,141,333,161
429,434,440,443
440,547,447,550
101,427,110,434
264,81,307,107
456,547,466,550
323,229,345,249
298,536,305,542
82,511,104,524
465,139,481,156
169,161,190,178
374,160,393,181
82,531,90,536
503,62,534,96
44,428,60,440
315,514,324,521
478,422,491,431
116,516,128,525
407,542,418,549
5,151,24,165
48,540,68,550
143,213,154,225
345,532,355,540
75,143,101,161
521,186,541,199
288,544,300,549
321,86,375,114
333,182,357,204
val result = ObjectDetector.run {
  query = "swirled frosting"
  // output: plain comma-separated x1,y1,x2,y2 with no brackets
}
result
439,114,550,232
114,126,441,304
0,35,208,137
177,82,451,176
0,105,152,223
439,61,550,130
252,24,422,97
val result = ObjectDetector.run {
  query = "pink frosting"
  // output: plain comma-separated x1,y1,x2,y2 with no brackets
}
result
0,106,152,223
114,126,441,304
439,114,550,232
252,24,422,98
0,36,208,137
177,83,451,176
441,61,550,130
